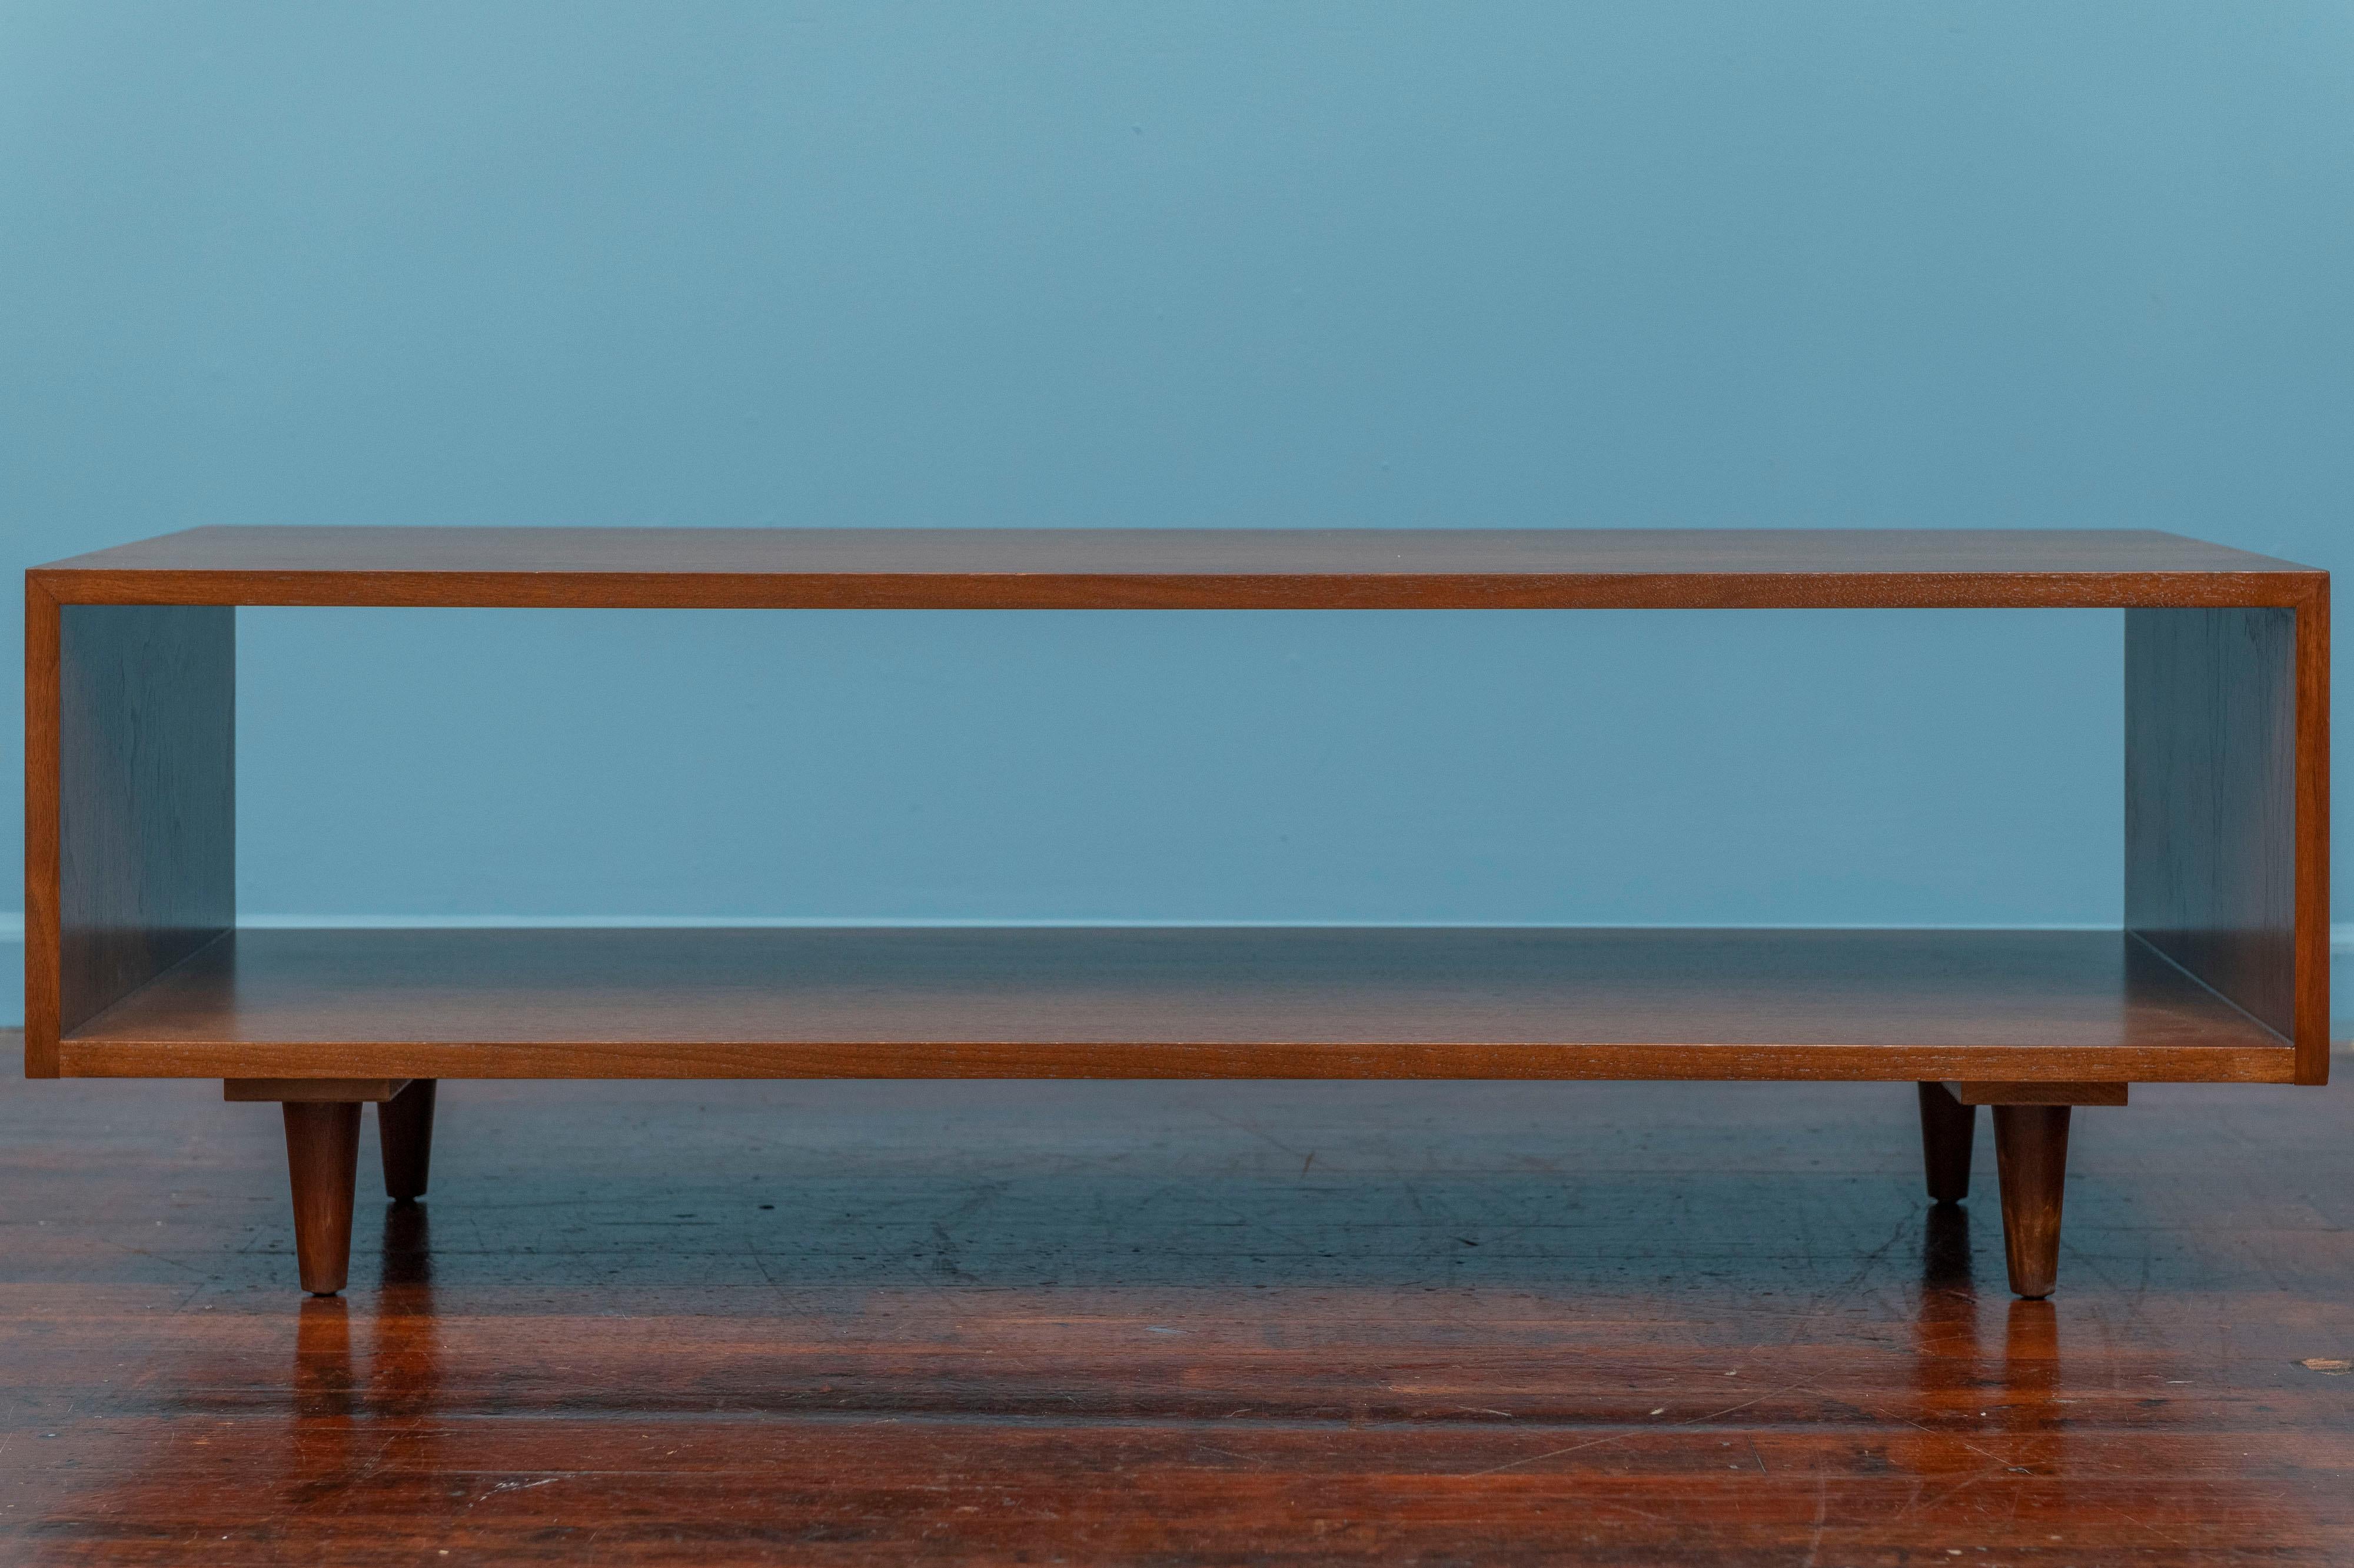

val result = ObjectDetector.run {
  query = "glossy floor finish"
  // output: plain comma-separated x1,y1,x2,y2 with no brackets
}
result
6,1067,2354,1564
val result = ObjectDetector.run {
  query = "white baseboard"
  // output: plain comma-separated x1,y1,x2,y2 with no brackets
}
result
0,917,18,1030
1,916,2347,1035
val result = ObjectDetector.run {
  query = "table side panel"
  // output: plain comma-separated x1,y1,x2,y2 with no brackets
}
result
23,582,57,1072
2299,586,2332,1076
27,604,236,1075
2124,595,2328,1080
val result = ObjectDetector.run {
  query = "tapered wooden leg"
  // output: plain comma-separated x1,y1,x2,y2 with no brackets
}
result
1992,1104,2071,1300
283,1102,363,1296
378,1079,438,1201
1917,1082,1976,1204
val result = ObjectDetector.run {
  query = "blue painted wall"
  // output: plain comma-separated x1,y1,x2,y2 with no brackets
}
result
2,5,2348,951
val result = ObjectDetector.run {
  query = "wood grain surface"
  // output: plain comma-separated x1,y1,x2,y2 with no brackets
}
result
8,1062,2354,1563
29,525,2326,610
280,1101,361,1296
1991,1105,2073,1300
55,926,2295,1083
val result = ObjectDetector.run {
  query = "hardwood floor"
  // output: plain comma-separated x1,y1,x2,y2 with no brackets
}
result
6,1060,2354,1563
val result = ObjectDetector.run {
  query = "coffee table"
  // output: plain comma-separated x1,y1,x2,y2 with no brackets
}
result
25,527,2330,1298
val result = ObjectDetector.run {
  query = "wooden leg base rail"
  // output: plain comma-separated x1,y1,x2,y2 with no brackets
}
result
225,1078,411,1104
1943,1081,2129,1107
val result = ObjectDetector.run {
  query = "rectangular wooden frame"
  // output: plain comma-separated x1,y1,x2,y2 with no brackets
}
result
24,527,2331,1087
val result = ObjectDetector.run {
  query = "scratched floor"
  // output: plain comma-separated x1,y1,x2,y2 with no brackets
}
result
5,1063,2353,1564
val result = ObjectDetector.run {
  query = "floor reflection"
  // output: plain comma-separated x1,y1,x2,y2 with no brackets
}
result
1920,1200,1974,1292
381,1199,434,1289
290,1203,441,1420
291,1296,355,1418
373,1201,443,1420
287,1296,361,1512
2000,1298,2064,1472
1909,1200,1978,1366
1903,1196,2070,1491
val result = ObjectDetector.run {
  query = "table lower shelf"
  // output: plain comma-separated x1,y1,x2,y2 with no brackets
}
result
52,926,2295,1083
